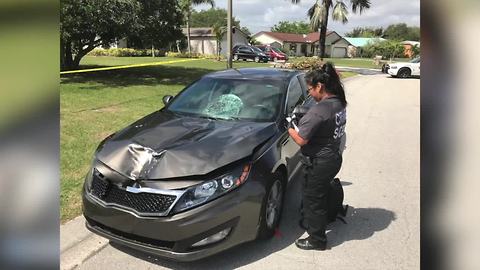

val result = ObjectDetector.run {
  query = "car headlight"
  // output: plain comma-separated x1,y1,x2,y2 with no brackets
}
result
171,164,251,214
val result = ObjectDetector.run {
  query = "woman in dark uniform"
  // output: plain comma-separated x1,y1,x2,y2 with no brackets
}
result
288,62,347,250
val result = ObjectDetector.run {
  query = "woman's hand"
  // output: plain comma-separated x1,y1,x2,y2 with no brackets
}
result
288,128,308,146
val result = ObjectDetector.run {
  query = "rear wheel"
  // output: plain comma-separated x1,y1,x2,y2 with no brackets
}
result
257,171,285,239
398,68,411,78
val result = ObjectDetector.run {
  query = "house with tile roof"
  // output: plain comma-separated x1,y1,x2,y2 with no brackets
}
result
252,31,353,58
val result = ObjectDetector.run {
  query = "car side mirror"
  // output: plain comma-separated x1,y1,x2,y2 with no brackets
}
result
162,95,173,105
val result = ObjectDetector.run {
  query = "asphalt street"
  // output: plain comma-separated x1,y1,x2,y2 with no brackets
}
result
77,74,420,270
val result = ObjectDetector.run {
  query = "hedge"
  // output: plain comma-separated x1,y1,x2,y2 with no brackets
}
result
88,48,166,57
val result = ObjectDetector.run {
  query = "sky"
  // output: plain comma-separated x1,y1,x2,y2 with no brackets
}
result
195,0,420,35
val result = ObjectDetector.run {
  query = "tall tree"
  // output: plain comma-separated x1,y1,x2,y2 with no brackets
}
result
271,21,311,34
383,23,420,41
190,8,240,28
345,26,383,37
126,0,183,56
292,0,371,60
179,0,215,54
60,0,183,69
60,0,141,69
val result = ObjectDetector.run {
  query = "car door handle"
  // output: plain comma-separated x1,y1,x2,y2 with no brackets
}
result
281,138,289,146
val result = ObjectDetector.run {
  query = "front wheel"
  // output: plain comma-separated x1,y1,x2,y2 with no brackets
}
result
398,68,411,78
257,172,285,239
254,56,260,63
233,54,239,61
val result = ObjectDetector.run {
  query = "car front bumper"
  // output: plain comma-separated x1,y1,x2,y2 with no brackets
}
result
82,180,264,262
387,68,398,76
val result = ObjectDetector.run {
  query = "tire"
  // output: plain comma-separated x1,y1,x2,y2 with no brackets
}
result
233,54,239,61
254,56,260,63
257,171,286,240
273,57,278,62
398,68,411,78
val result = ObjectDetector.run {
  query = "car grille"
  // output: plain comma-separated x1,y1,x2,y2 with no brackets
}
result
90,173,177,215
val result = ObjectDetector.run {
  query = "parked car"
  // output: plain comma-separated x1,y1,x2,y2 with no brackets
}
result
83,68,309,261
255,45,289,62
232,45,269,63
387,57,420,78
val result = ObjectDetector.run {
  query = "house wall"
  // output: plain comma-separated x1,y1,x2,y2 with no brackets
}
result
331,39,350,58
189,37,216,55
219,31,249,55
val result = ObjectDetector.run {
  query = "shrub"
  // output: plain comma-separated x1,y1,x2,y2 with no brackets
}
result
289,57,324,70
88,48,166,57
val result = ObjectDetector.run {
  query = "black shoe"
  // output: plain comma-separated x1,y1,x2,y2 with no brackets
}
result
295,238,327,250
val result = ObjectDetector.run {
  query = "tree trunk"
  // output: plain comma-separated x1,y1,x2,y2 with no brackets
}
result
318,1,331,60
62,40,74,70
186,12,191,54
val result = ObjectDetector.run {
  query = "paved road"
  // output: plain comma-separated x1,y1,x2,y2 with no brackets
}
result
78,74,420,270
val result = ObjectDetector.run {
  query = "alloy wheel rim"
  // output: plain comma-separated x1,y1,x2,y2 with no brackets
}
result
266,180,283,229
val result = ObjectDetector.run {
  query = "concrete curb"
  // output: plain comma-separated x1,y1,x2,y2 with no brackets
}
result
60,216,108,270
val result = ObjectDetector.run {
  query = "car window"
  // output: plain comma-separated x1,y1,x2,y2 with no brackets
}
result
285,77,304,114
167,77,284,122
297,74,308,97
239,47,250,53
252,47,263,53
410,57,420,63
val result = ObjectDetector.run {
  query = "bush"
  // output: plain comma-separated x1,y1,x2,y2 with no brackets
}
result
165,51,202,58
88,48,166,57
289,57,324,70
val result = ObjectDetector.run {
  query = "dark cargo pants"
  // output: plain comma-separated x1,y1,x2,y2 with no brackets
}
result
301,151,342,243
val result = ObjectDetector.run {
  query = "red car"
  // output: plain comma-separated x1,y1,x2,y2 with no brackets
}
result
255,45,289,62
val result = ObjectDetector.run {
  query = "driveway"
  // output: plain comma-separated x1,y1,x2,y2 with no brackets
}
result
72,74,420,270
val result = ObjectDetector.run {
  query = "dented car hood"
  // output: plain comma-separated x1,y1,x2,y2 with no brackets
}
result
95,111,277,179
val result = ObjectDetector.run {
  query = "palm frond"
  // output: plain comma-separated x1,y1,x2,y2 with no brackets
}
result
350,0,370,14
192,0,215,8
308,3,325,31
332,1,348,24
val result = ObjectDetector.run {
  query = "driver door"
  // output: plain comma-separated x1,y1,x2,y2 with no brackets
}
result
281,76,306,179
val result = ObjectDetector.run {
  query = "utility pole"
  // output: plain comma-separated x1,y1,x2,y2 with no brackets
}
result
226,0,232,69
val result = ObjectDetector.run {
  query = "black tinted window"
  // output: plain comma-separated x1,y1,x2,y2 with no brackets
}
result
286,77,304,113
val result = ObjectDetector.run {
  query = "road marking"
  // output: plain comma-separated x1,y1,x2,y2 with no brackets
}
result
60,58,202,75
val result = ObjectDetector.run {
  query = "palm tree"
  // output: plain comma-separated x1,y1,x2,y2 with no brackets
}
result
292,0,371,60
179,0,215,54
212,24,226,60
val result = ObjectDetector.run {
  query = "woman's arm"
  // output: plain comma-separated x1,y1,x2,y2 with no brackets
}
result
288,128,308,146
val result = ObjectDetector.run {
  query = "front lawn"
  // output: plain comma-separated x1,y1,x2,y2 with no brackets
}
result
60,57,357,222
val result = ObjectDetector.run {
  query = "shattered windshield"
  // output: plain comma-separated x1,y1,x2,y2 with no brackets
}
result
166,77,284,122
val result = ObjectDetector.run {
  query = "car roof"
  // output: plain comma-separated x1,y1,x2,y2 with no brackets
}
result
204,68,301,81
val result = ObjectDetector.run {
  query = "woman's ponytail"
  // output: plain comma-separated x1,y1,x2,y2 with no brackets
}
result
304,62,347,107
321,62,347,107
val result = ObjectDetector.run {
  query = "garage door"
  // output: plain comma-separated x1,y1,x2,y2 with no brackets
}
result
332,47,346,58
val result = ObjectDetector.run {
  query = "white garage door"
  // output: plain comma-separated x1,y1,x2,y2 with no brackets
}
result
332,47,346,58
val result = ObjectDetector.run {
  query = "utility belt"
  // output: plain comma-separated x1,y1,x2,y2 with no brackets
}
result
300,148,341,167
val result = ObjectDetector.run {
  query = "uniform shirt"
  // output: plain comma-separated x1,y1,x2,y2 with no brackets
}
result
298,96,346,157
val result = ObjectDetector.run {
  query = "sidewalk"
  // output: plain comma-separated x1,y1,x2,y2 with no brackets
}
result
60,216,108,270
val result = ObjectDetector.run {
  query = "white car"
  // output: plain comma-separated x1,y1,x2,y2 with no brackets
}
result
387,57,420,78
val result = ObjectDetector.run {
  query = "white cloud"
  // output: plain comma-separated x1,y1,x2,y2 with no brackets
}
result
195,0,419,35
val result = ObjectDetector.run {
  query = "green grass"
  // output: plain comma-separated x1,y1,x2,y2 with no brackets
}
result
60,56,357,222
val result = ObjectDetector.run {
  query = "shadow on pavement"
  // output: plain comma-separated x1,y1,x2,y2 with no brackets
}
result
109,175,396,269
327,206,396,249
